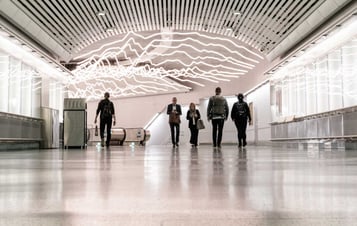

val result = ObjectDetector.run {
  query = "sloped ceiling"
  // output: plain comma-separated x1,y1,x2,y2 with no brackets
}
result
0,0,354,99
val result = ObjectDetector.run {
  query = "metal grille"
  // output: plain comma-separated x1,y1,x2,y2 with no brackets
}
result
12,0,325,56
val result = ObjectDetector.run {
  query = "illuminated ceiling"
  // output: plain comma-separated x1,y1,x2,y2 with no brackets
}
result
0,0,354,99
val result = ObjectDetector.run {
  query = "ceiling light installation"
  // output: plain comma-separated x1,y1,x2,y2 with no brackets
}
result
67,31,263,100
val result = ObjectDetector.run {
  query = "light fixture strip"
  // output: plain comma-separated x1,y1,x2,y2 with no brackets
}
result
192,0,205,31
130,0,144,32
76,0,106,40
239,0,258,43
184,0,194,30
106,0,124,33
115,1,131,33
204,0,221,32
99,1,119,35
69,0,99,43
179,0,185,30
253,0,282,47
247,0,273,46
87,1,109,39
40,0,86,49
212,0,233,34
138,0,149,31
57,0,95,45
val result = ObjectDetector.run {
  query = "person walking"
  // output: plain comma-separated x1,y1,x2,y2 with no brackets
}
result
94,92,116,147
186,103,201,147
231,93,251,148
167,97,182,148
207,87,229,148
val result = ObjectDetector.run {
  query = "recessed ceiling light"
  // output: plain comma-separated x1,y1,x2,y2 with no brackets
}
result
233,10,241,16
106,27,114,32
225,26,233,31
97,11,106,16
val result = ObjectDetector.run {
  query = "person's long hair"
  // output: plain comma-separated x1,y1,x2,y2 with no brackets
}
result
189,103,196,112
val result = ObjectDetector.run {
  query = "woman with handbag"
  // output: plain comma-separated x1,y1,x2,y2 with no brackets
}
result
186,102,201,147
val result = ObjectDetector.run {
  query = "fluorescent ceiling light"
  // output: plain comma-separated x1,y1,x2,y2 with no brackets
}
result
97,11,106,16
106,28,114,33
0,32,68,80
233,10,241,16
270,16,357,79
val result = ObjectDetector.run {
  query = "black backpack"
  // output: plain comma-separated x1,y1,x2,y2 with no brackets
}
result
102,101,112,118
237,102,246,117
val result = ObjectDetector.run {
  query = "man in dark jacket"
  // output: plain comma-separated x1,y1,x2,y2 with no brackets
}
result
94,92,116,147
207,87,229,148
167,97,182,148
231,93,251,148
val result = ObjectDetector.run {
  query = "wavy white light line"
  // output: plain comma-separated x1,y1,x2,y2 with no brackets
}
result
68,30,263,100
75,31,263,60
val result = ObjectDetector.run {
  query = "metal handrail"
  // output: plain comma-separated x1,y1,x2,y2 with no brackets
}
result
271,105,357,125
271,135,357,141
0,111,43,122
0,138,42,141
144,106,166,130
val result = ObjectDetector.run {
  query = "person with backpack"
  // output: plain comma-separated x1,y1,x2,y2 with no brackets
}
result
231,93,251,148
207,87,229,148
94,92,116,147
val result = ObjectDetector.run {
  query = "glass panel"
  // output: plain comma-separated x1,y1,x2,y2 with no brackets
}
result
328,48,343,110
20,63,32,116
305,63,316,115
0,51,9,112
281,79,289,116
270,83,282,121
315,56,329,112
296,68,306,117
8,57,21,114
288,73,297,116
32,76,41,118
342,38,357,107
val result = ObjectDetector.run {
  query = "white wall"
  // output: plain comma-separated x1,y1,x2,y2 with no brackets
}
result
245,82,272,144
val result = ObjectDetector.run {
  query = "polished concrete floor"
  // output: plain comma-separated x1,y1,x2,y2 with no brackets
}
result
1,144,357,226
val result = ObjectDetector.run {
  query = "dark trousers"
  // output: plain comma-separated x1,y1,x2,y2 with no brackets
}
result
234,118,248,146
211,119,224,146
100,117,112,146
169,123,180,145
189,126,199,146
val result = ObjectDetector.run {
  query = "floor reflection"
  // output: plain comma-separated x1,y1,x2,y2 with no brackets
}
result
1,145,357,226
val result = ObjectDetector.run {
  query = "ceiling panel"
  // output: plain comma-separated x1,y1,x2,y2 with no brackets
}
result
11,0,327,58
